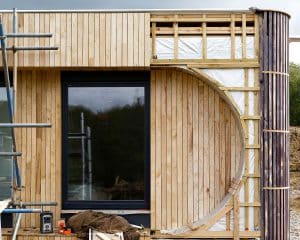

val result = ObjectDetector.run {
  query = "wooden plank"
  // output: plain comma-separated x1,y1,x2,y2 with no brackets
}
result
55,71,62,226
161,69,167,229
151,22,156,59
88,13,95,66
214,93,220,206
144,13,151,66
171,70,178,227
77,13,83,66
150,71,156,229
203,83,209,215
35,71,42,225
54,13,61,66
192,76,199,221
33,13,40,67
150,14,255,23
208,88,215,211
233,194,240,240
152,231,260,239
230,114,236,189
202,17,207,60
94,13,100,66
71,13,78,66
187,74,194,223
155,70,162,229
174,21,178,59
60,13,66,66
105,13,111,66
49,13,56,66
153,26,255,35
176,71,183,226
198,80,204,218
19,71,26,227
242,13,247,59
162,70,173,228
82,13,89,66
65,13,72,66
182,71,188,225
17,13,24,67
110,13,117,66
133,13,139,66
219,99,226,198
25,71,32,227
122,13,128,66
127,13,134,66
138,13,145,66
231,14,235,59
23,14,29,66
99,13,106,66
30,71,37,226
50,71,56,222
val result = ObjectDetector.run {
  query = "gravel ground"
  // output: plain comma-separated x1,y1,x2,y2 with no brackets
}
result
290,210,300,240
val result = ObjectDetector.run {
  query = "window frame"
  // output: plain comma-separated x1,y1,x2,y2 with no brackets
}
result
61,71,150,210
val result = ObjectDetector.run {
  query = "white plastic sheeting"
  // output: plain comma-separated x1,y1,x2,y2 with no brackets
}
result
154,35,255,60
203,69,256,116
203,69,245,87
155,37,174,59
235,36,255,59
207,36,231,59
178,37,202,59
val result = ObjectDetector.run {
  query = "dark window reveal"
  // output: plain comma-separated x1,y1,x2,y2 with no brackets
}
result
62,72,150,209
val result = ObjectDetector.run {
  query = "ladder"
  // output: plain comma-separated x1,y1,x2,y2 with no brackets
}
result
0,8,58,240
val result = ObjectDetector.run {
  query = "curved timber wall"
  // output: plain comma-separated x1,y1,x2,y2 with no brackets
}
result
150,68,243,230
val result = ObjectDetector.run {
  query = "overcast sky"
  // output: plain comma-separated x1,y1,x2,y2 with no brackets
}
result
1,0,300,63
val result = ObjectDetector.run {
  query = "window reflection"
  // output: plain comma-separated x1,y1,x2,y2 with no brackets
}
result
0,86,13,200
67,86,145,201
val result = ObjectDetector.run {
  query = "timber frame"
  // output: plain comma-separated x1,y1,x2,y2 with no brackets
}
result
0,8,290,240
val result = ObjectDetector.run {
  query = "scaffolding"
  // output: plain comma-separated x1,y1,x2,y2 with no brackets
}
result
0,8,58,240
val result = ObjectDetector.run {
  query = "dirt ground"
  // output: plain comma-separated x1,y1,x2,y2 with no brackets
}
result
290,127,300,239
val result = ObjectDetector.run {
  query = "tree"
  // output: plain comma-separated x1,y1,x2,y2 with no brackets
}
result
290,63,300,126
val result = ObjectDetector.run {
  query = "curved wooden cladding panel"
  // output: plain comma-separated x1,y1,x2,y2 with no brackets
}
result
0,12,150,67
150,69,243,230
259,10,290,240
14,70,61,228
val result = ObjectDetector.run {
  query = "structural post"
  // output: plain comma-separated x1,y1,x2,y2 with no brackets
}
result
259,10,290,240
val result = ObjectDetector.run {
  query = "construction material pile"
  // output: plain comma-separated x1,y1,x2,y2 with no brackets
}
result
67,210,140,240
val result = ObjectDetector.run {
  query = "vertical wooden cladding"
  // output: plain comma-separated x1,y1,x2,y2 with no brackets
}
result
0,12,150,67
150,69,243,230
259,11,290,240
15,70,61,228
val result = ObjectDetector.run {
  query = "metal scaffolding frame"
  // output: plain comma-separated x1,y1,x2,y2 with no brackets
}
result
0,8,58,240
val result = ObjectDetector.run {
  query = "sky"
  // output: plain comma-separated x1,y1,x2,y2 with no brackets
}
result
1,0,300,63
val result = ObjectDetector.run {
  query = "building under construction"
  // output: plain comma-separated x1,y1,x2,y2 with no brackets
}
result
0,8,290,240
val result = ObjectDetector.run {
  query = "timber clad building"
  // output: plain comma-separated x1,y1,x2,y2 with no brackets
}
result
0,8,290,240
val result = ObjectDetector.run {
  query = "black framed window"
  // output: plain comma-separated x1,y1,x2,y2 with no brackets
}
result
62,71,150,210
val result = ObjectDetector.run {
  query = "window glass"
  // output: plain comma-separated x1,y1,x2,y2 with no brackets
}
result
0,81,13,200
66,84,146,202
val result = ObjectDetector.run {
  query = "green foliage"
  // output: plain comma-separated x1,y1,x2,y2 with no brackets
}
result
290,63,300,126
